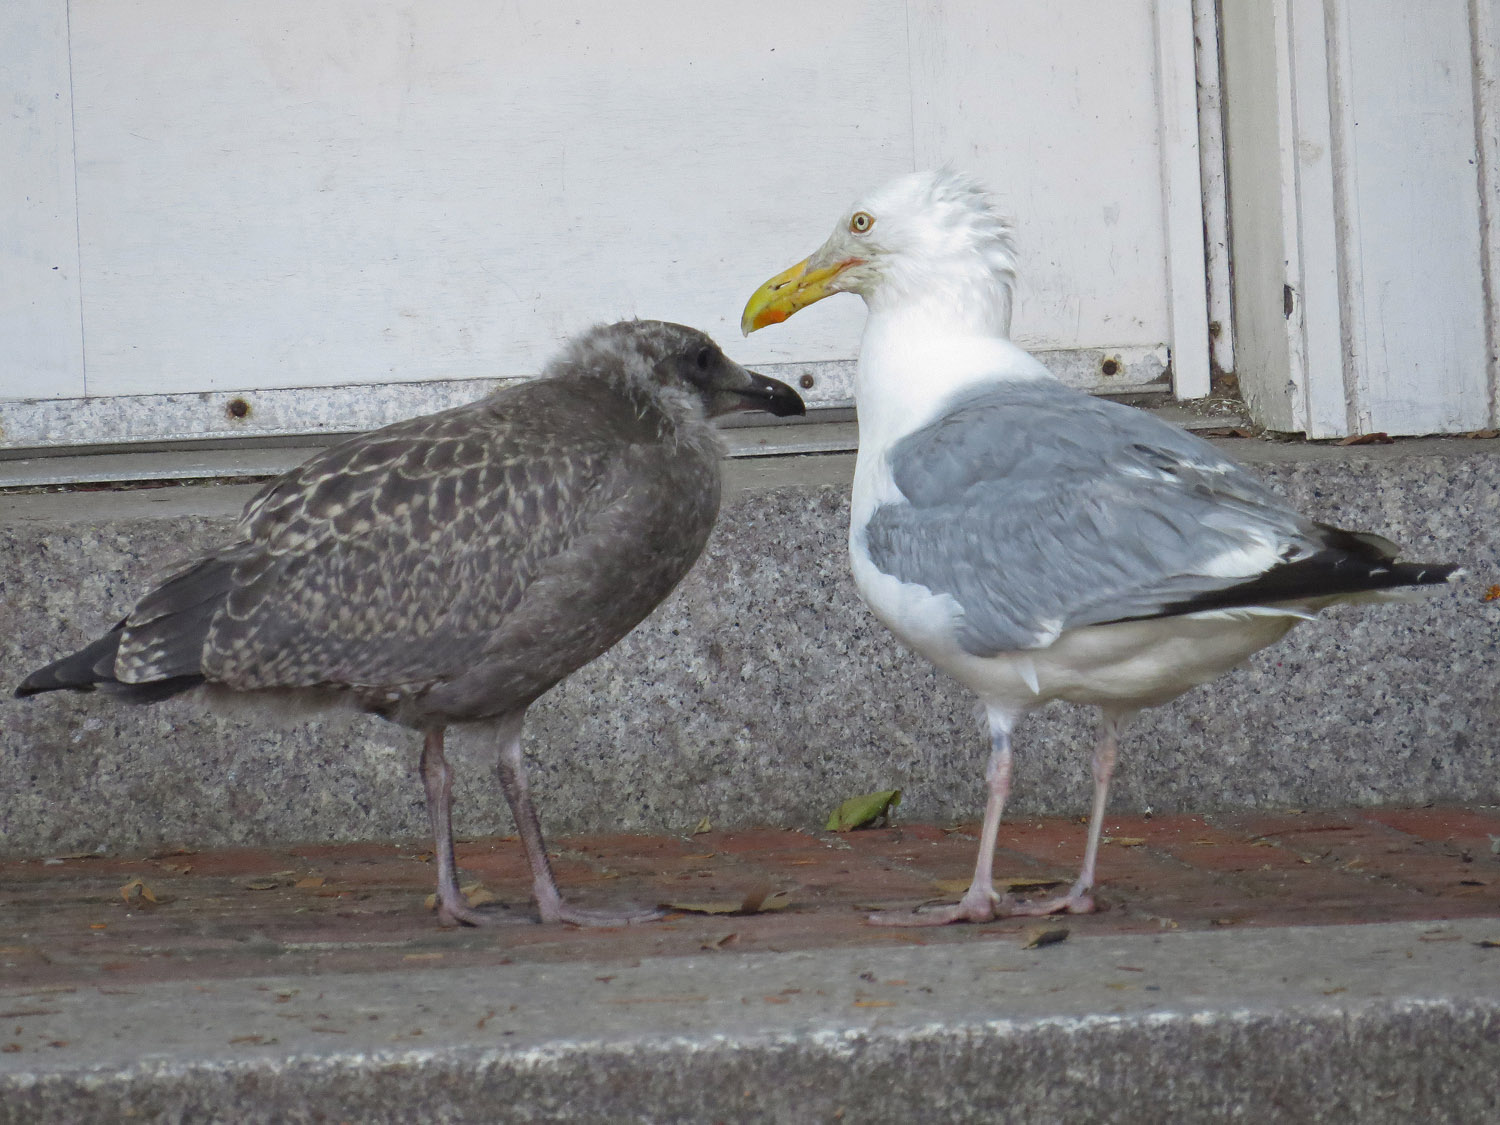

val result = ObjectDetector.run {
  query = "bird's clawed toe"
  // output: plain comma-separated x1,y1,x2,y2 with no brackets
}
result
866,886,1003,927
434,897,527,928
545,902,664,928
1007,889,1097,917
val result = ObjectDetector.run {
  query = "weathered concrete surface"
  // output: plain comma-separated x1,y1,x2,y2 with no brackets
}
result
1,438,1497,856
1,919,1497,1123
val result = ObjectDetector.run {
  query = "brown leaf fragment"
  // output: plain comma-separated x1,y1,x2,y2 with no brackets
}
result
1022,926,1070,950
932,879,971,896
243,879,281,892
1335,432,1394,445
691,816,713,836
118,878,158,904
701,933,738,950
149,846,197,859
1002,876,1066,893
294,876,325,890
1105,837,1147,847
853,999,894,1008
1,1045,20,1053
404,952,444,962
1463,429,1500,439
229,1035,266,1045
1484,586,1500,603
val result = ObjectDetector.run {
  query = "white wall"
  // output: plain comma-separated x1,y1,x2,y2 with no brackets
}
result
1,0,1205,445
1,0,84,400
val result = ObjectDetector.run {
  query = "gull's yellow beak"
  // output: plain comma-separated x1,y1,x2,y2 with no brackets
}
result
740,256,860,335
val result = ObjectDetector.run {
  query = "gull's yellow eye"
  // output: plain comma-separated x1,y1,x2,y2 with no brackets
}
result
850,211,875,234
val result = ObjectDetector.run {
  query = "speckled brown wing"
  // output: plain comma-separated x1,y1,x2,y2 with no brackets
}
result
113,377,720,718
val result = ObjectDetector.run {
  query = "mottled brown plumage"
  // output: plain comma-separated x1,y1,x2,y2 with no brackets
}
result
18,320,804,926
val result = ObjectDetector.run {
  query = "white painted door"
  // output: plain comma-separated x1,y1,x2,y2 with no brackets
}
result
1220,0,1498,438
2,1,1207,448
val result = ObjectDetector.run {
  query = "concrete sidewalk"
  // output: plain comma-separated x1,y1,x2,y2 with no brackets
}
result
1,808,1497,1121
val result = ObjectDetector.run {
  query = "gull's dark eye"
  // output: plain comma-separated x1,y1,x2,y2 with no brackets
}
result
695,347,713,370
850,211,875,234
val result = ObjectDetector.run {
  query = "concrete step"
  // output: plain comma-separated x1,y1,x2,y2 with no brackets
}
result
1,811,1497,1122
2,438,1498,860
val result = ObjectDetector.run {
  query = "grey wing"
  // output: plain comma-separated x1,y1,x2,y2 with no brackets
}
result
862,383,1316,656
116,385,645,691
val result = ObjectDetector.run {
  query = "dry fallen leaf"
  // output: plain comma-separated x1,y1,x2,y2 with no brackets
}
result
1105,837,1147,847
1022,926,1070,950
294,876,325,891
701,933,738,950
118,878,158,905
1463,429,1500,439
242,879,281,892
826,789,902,832
461,882,500,908
852,999,894,1008
1335,432,1394,445
691,816,712,836
662,886,792,916
423,883,499,911
1484,586,1500,603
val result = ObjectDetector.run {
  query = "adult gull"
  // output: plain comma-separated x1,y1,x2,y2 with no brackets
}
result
741,169,1455,926
18,320,804,927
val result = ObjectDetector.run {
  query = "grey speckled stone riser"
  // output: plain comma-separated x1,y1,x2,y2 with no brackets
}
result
0,440,1496,857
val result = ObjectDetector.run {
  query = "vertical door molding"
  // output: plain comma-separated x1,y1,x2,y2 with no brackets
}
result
1154,0,1213,399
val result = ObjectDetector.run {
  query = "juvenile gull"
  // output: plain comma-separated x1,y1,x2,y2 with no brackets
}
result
742,169,1456,926
17,320,804,927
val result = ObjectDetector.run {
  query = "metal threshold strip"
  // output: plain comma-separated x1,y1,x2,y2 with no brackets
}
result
0,398,1258,493
0,345,1232,490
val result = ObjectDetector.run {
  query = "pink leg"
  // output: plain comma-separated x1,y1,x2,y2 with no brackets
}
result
869,716,1016,926
1010,710,1129,917
495,713,661,927
420,727,516,927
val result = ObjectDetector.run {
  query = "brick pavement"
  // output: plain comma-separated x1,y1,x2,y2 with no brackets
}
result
1,806,1496,994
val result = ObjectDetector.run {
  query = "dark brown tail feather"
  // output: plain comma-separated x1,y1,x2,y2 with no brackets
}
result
15,621,203,703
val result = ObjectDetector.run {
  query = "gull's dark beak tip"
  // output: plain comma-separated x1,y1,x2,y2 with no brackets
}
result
744,370,807,418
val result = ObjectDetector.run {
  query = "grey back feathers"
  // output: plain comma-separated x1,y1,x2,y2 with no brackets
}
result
19,321,772,725
863,381,1455,657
